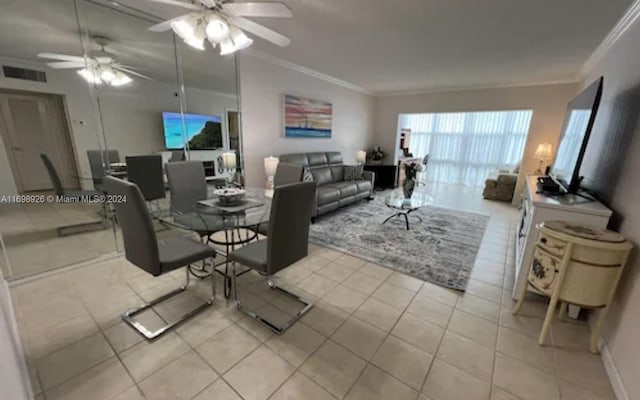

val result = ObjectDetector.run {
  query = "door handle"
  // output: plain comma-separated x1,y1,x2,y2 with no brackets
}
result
12,146,23,152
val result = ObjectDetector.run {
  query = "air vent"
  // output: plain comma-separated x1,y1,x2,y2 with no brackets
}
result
2,65,47,83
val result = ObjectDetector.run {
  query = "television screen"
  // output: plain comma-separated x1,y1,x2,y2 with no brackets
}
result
163,112,222,150
549,77,603,193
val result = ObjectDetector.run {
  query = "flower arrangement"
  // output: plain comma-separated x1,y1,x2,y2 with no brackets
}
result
403,161,424,180
369,146,387,162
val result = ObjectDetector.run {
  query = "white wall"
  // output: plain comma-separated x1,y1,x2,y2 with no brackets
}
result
0,232,31,400
0,57,238,193
373,83,578,197
238,54,375,187
579,12,640,400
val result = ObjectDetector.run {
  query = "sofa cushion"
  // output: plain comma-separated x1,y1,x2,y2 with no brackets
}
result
330,165,344,182
311,167,332,186
308,153,329,166
302,166,314,182
279,153,309,165
344,165,364,181
355,180,372,192
323,182,358,198
326,152,343,165
317,186,340,206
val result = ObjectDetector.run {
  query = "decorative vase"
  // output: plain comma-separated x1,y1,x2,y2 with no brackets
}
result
403,178,415,198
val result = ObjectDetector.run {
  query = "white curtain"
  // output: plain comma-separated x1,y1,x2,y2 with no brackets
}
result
400,110,533,186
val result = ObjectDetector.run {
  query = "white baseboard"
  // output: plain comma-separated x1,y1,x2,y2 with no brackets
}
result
599,338,629,400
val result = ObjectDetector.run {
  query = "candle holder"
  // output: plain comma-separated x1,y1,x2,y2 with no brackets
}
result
221,152,237,186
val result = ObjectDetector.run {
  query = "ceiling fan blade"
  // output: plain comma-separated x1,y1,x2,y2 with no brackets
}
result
231,16,291,47
140,0,201,10
45,61,86,69
198,0,216,7
148,14,191,32
37,53,85,62
222,2,292,18
116,67,153,80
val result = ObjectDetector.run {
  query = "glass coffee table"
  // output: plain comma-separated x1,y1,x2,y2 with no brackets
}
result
383,190,434,230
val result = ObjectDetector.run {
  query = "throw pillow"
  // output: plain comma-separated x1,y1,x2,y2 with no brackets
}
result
302,166,314,182
344,164,364,181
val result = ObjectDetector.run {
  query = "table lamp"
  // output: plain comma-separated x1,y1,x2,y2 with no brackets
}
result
533,143,553,175
356,150,367,165
264,156,279,190
222,152,237,184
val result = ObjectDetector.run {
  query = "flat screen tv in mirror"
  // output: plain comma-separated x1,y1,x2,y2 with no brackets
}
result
163,112,222,150
549,77,603,193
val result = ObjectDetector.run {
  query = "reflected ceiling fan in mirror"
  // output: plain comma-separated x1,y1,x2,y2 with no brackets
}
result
143,0,292,55
38,36,152,87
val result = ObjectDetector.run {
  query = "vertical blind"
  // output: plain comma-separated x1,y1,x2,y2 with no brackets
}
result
399,110,533,186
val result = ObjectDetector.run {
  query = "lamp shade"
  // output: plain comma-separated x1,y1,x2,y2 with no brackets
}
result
356,150,367,164
533,143,553,159
222,152,237,170
264,156,279,177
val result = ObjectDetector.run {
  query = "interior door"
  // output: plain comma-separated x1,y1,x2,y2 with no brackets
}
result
0,91,78,193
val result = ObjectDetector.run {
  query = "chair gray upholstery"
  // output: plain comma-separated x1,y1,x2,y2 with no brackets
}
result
103,175,216,339
40,153,100,198
87,150,120,191
228,181,316,333
166,161,207,214
276,152,374,218
273,163,303,187
169,150,185,162
126,155,165,201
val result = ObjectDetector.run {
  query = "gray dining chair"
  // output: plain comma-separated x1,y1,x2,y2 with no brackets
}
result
255,162,305,237
126,155,166,202
103,176,217,340
169,150,185,162
229,181,316,334
165,161,207,214
40,153,106,236
87,150,120,191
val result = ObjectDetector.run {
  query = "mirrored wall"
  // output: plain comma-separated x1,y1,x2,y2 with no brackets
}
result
0,0,241,280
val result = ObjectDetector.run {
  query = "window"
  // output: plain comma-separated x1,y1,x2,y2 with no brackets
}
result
399,110,533,186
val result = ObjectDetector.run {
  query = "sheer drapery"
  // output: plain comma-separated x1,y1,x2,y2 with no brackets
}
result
399,110,533,186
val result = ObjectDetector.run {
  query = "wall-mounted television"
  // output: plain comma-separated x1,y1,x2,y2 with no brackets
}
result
163,112,222,150
549,77,603,193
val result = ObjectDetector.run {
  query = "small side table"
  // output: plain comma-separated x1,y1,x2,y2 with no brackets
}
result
512,220,632,353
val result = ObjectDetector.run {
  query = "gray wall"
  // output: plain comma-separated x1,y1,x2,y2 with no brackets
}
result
238,53,375,187
579,13,640,400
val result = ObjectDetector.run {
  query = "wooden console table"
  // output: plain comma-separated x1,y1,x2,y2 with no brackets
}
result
512,220,632,353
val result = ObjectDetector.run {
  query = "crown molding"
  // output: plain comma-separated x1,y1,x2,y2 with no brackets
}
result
243,49,372,95
579,0,640,78
376,79,579,98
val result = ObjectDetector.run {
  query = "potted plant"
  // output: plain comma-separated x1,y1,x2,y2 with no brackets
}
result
368,146,387,164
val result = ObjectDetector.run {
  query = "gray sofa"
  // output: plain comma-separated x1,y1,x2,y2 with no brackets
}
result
276,152,374,218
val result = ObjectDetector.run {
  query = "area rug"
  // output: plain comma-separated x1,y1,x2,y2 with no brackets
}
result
309,198,489,291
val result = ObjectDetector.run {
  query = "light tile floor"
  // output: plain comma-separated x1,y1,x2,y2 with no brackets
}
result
9,184,616,400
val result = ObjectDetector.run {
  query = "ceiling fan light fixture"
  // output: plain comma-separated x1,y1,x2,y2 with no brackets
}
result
219,37,237,55
99,67,116,83
77,68,102,85
171,16,206,50
205,14,230,42
229,26,253,51
111,71,133,86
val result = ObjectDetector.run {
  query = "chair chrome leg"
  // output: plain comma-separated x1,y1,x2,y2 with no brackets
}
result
122,258,215,341
232,264,313,335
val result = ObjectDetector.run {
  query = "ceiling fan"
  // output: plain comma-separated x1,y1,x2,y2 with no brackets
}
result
37,36,152,87
143,0,292,55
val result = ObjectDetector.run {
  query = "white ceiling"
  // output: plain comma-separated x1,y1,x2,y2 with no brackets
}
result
0,0,634,95
245,0,634,94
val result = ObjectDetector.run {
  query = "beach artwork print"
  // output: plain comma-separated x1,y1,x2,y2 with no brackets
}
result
284,94,332,138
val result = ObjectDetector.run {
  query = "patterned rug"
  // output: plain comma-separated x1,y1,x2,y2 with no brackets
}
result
309,198,489,291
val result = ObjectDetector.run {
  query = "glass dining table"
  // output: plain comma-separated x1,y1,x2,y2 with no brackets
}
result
156,187,273,298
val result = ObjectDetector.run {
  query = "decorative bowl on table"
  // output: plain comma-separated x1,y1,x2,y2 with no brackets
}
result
214,187,246,206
